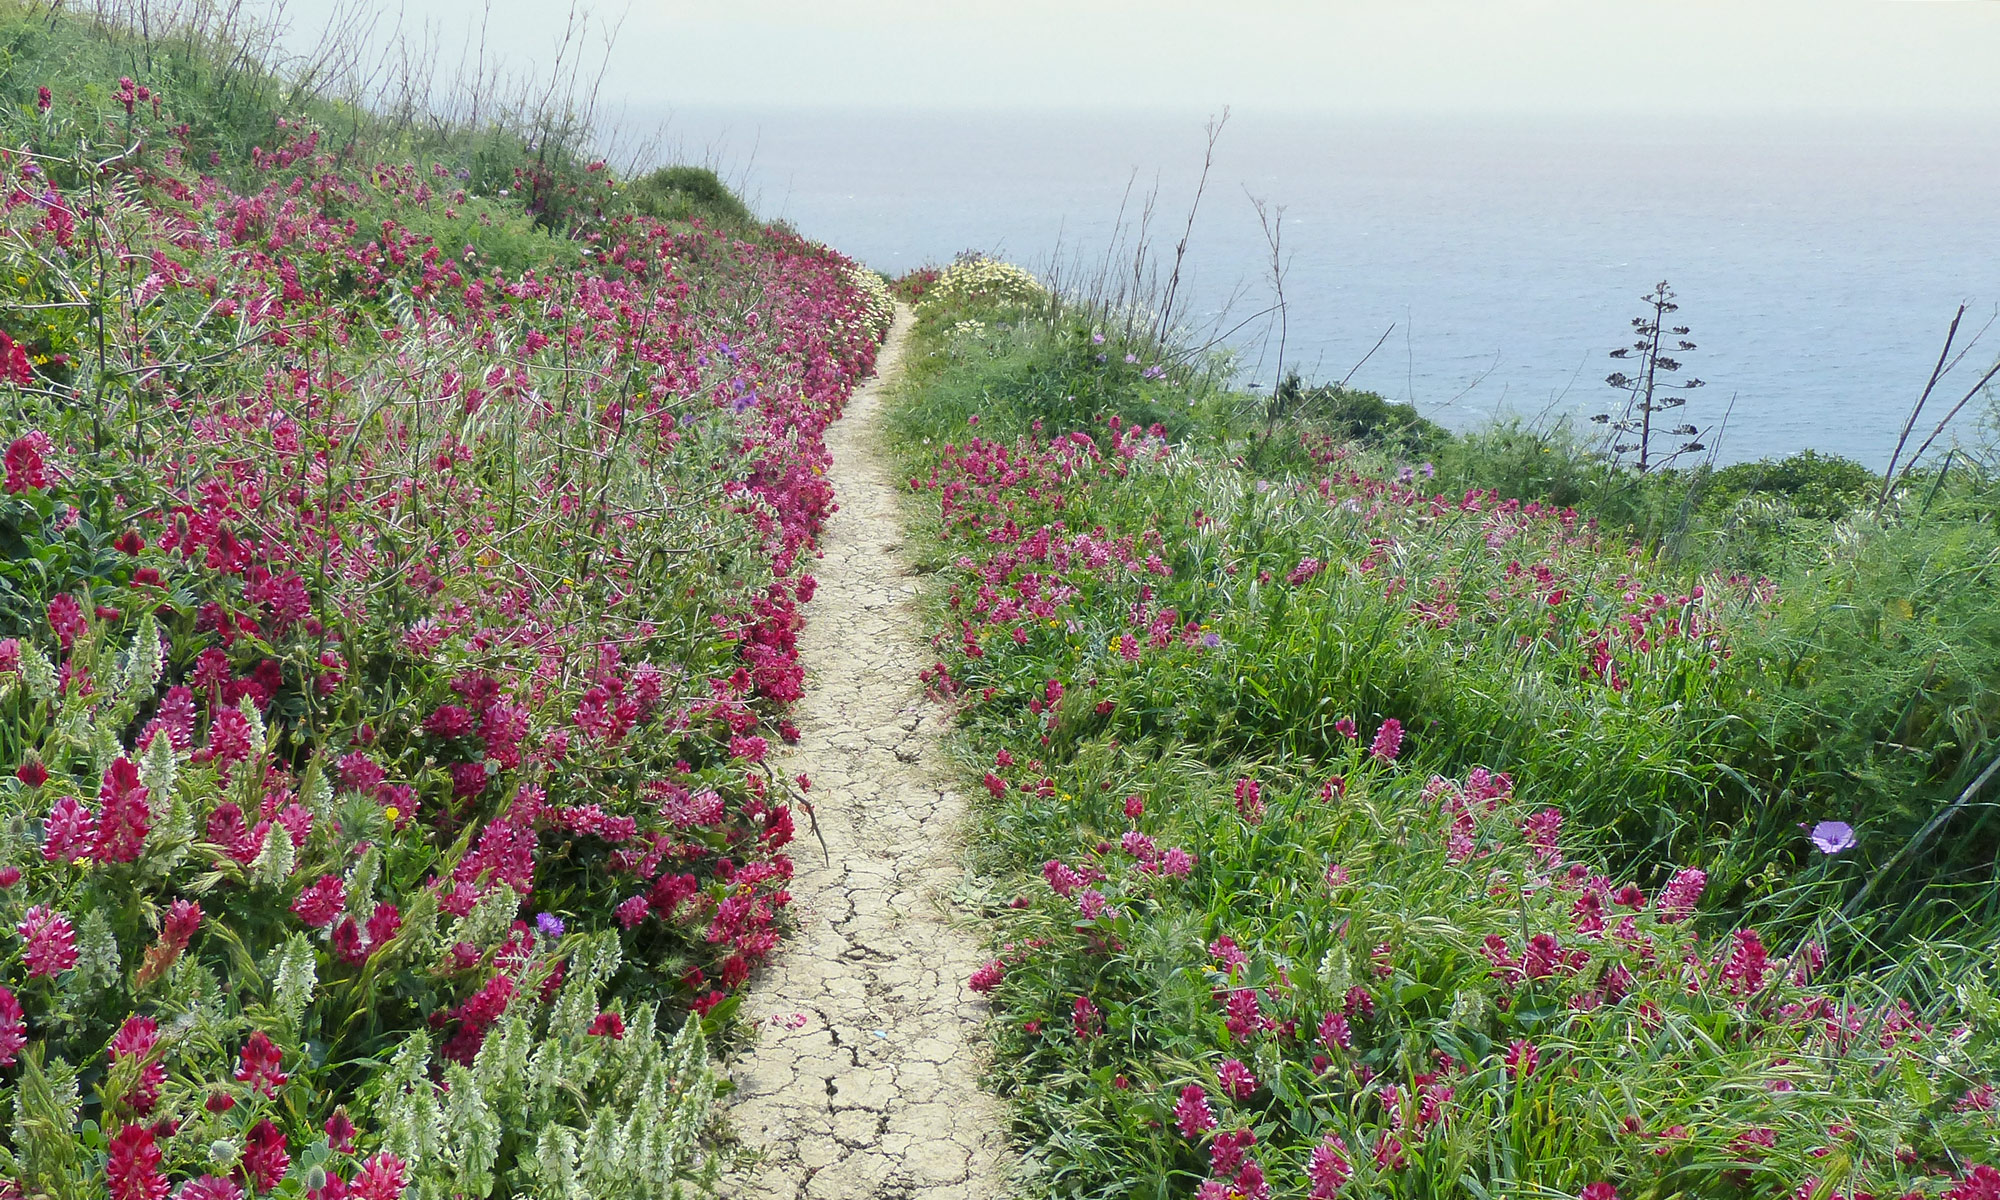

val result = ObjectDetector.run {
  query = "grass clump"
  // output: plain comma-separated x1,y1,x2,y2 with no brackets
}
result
618,164,755,228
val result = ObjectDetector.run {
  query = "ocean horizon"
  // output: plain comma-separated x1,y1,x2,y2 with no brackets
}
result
625,105,2000,469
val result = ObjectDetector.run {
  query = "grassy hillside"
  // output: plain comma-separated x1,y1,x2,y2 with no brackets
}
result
886,259,2000,1198
0,4,893,1197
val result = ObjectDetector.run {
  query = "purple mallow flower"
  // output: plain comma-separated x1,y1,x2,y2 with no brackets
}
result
1808,821,1857,854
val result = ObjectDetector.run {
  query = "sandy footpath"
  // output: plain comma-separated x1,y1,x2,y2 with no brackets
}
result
720,306,1011,1200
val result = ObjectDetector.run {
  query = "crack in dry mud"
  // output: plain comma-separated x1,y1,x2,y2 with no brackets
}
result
720,307,1010,1200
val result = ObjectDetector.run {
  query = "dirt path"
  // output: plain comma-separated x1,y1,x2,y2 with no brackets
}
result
721,307,1011,1200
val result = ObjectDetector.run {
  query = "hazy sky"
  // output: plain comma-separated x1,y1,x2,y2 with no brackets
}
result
279,0,2000,118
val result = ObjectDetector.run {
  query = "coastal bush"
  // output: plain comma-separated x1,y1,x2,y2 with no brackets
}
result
0,23,884,1198
915,254,1047,314
1700,451,1880,522
618,166,755,229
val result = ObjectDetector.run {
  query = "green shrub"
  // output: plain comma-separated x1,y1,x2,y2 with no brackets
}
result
618,165,754,228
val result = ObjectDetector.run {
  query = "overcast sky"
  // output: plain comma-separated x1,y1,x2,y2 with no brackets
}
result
272,0,2000,119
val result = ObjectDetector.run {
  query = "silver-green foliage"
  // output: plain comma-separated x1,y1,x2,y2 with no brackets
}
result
366,932,718,1200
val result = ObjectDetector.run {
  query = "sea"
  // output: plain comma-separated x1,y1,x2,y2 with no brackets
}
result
631,107,2000,468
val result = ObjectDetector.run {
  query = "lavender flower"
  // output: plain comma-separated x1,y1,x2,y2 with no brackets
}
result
1808,821,1857,854
535,912,565,939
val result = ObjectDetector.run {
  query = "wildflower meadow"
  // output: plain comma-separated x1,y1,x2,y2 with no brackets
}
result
0,12,894,1198
887,258,2000,1198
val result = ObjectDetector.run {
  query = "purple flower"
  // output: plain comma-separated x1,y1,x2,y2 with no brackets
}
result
536,912,565,939
1808,820,1857,854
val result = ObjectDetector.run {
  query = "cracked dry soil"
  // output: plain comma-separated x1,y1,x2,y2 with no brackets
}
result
721,307,1011,1200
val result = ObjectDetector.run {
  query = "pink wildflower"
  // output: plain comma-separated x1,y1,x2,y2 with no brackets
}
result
1944,1166,2000,1200
1072,995,1101,1040
1217,1057,1258,1102
1369,718,1404,762
1174,1084,1217,1137
1307,1133,1352,1198
94,757,151,864
969,959,1005,992
106,1124,168,1200
291,875,347,928
0,986,23,1065
179,1177,244,1200
4,433,51,493
325,1110,358,1153
242,1120,288,1193
1232,777,1264,822
234,1031,288,1096
47,592,87,649
19,905,77,976
43,795,97,863
1504,1038,1538,1079
1656,868,1707,923
348,1153,408,1200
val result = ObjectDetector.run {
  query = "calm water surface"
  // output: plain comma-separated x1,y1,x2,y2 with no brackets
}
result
641,107,2000,467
